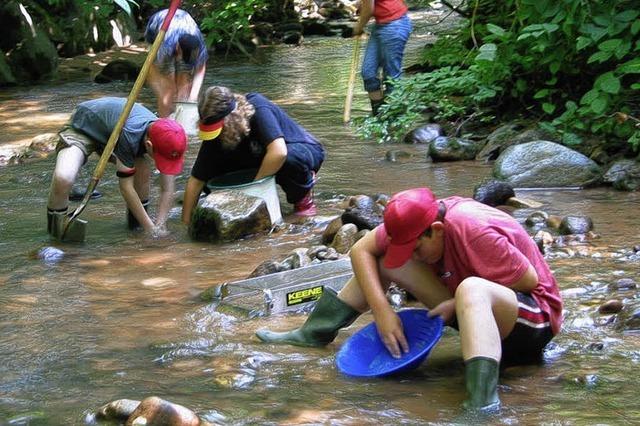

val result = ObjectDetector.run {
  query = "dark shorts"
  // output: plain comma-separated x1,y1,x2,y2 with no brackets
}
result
501,292,554,364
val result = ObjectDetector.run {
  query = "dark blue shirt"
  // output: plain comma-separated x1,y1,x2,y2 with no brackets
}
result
191,93,321,182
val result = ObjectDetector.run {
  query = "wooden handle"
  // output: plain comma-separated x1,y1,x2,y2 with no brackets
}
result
343,36,362,124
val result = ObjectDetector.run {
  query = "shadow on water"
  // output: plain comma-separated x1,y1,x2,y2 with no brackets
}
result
1,9,640,425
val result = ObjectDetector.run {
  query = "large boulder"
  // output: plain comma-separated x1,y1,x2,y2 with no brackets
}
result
476,123,558,161
473,179,515,207
0,53,16,86
493,140,602,188
7,28,58,81
602,159,640,191
189,190,272,242
404,124,443,145
429,136,483,162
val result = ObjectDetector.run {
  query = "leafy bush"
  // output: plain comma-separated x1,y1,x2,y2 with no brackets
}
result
360,0,640,152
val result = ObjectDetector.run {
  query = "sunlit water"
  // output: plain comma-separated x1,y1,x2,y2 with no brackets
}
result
1,10,639,425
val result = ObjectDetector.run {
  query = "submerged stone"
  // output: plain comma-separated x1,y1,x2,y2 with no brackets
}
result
189,190,271,242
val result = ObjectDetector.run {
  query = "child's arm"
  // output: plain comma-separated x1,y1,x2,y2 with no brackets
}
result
118,172,154,233
350,229,410,359
254,138,287,180
353,0,374,35
181,176,205,225
155,173,176,229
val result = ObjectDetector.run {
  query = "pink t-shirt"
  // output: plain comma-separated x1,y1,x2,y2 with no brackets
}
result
373,0,408,24
376,196,563,334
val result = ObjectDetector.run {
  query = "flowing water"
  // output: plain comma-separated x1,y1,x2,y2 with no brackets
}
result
1,10,639,425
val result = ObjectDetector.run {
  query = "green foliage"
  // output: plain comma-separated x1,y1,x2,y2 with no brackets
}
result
200,0,268,47
362,0,640,151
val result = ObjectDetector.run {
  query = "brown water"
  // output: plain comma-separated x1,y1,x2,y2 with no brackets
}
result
1,10,640,425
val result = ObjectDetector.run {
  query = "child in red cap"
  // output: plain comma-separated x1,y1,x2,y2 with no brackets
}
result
47,97,187,239
256,187,562,412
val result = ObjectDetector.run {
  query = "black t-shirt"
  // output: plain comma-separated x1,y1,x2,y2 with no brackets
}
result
191,93,321,182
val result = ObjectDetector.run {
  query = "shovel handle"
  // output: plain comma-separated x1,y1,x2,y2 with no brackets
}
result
343,35,362,124
63,0,182,238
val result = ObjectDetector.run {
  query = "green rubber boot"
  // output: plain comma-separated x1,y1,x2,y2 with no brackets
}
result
462,357,501,412
255,287,360,347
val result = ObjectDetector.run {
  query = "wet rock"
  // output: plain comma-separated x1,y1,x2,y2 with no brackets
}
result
331,223,358,254
7,28,58,81
348,194,376,210
559,216,594,235
341,195,384,231
283,31,303,45
586,342,605,351
248,260,285,278
525,211,549,227
473,179,515,207
404,124,443,144
35,246,65,265
546,215,563,229
429,136,483,161
599,299,623,314
94,59,140,83
29,133,59,156
494,141,602,188
277,257,297,272
602,159,640,191
475,122,527,161
609,278,636,291
200,284,228,302
95,399,141,422
374,193,390,206
301,19,332,36
354,229,369,245
0,54,16,85
125,396,208,426
282,248,311,269
321,216,343,245
189,190,272,242
505,197,543,209
316,246,340,261
615,302,640,332
385,149,412,162
533,230,553,254
306,245,329,260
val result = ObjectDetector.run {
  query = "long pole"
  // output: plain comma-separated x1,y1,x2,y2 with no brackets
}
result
343,35,362,124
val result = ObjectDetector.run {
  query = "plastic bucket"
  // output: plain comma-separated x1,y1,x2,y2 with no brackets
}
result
208,169,283,224
172,101,198,136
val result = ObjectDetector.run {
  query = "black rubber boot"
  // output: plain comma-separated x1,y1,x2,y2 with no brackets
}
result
370,98,385,116
47,207,68,238
255,287,360,347
462,357,501,412
127,200,149,230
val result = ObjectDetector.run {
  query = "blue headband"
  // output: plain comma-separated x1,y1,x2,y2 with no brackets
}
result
202,98,237,125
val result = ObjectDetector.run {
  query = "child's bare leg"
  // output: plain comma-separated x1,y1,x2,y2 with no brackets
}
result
147,64,177,117
455,277,518,361
47,146,85,210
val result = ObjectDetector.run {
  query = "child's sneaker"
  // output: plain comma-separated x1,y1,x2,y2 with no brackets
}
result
294,191,317,216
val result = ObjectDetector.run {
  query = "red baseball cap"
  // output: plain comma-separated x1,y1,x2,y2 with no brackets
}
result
148,118,187,175
383,188,439,269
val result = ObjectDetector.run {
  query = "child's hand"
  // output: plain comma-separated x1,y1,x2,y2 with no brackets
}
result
150,225,169,239
429,299,456,323
374,307,409,359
